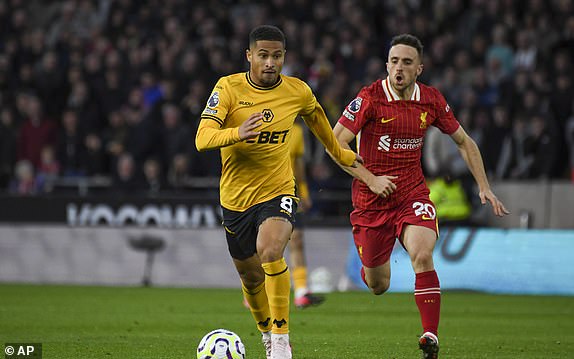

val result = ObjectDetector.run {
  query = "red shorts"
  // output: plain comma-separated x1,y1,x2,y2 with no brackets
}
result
350,195,439,268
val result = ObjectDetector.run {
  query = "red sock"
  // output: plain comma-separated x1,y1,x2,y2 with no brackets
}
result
414,270,441,335
360,267,368,287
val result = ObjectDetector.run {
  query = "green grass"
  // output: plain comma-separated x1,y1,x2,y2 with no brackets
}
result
0,285,573,358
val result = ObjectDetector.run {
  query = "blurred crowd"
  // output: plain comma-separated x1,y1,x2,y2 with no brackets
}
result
0,0,573,197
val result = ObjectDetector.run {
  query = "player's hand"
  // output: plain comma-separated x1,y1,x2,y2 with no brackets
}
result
479,189,510,217
239,113,263,140
351,153,364,167
367,175,398,198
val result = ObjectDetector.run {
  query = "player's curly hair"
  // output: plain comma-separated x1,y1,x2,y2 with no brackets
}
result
391,34,423,58
249,25,286,48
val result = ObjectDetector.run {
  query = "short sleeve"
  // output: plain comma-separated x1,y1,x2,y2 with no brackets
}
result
337,87,372,135
431,89,460,135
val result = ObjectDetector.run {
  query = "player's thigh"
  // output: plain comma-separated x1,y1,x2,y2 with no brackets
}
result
401,224,437,271
256,195,297,261
257,217,292,261
402,225,437,253
397,196,439,267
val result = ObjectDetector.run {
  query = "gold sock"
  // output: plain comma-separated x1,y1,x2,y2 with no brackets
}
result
262,258,290,334
242,281,272,332
292,266,308,296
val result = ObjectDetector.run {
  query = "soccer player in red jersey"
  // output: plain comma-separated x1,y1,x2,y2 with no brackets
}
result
332,34,510,359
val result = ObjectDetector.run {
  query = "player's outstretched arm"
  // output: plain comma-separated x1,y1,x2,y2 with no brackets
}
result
331,123,397,199
302,103,361,167
450,126,510,217
195,113,262,152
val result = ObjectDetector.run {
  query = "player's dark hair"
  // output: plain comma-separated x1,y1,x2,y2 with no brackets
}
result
390,34,423,59
249,25,286,48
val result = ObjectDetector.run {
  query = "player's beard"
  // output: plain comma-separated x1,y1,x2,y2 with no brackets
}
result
260,71,279,86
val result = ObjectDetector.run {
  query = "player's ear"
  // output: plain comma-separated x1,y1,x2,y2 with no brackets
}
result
246,49,252,64
417,63,424,76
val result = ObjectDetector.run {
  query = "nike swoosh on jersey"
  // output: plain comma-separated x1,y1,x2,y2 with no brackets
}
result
381,117,397,123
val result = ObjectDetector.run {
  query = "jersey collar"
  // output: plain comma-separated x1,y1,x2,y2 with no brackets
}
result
246,72,283,90
382,77,420,101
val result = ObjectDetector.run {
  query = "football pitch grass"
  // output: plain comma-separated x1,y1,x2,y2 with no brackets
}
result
0,285,572,358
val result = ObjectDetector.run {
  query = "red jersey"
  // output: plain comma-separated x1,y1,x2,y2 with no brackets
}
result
338,77,460,210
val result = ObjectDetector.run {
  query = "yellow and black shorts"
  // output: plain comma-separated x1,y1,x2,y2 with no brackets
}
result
222,194,298,260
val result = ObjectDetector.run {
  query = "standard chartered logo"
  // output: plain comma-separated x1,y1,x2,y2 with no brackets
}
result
378,135,391,151
378,135,423,152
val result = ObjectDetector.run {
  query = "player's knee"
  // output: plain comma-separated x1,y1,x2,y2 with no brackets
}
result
411,251,434,270
368,278,390,295
258,247,283,263
238,268,265,289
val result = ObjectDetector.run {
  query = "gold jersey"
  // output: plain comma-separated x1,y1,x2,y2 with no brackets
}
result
289,122,305,172
197,73,316,211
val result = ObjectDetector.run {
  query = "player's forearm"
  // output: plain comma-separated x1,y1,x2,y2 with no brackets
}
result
458,138,491,192
302,105,355,167
195,123,241,151
327,141,376,186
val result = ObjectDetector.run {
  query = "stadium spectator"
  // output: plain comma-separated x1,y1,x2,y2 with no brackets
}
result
16,94,58,169
0,0,572,195
112,152,139,195
101,110,127,171
0,108,17,188
159,103,192,171
84,132,106,176
56,109,87,177
141,157,165,197
98,69,127,119
167,153,190,191
36,145,60,192
527,113,560,179
427,174,472,226
66,80,102,134
483,105,513,179
122,88,160,165
9,159,38,195
497,115,535,180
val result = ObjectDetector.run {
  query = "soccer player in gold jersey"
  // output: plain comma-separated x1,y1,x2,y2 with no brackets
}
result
195,25,361,359
288,119,325,309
